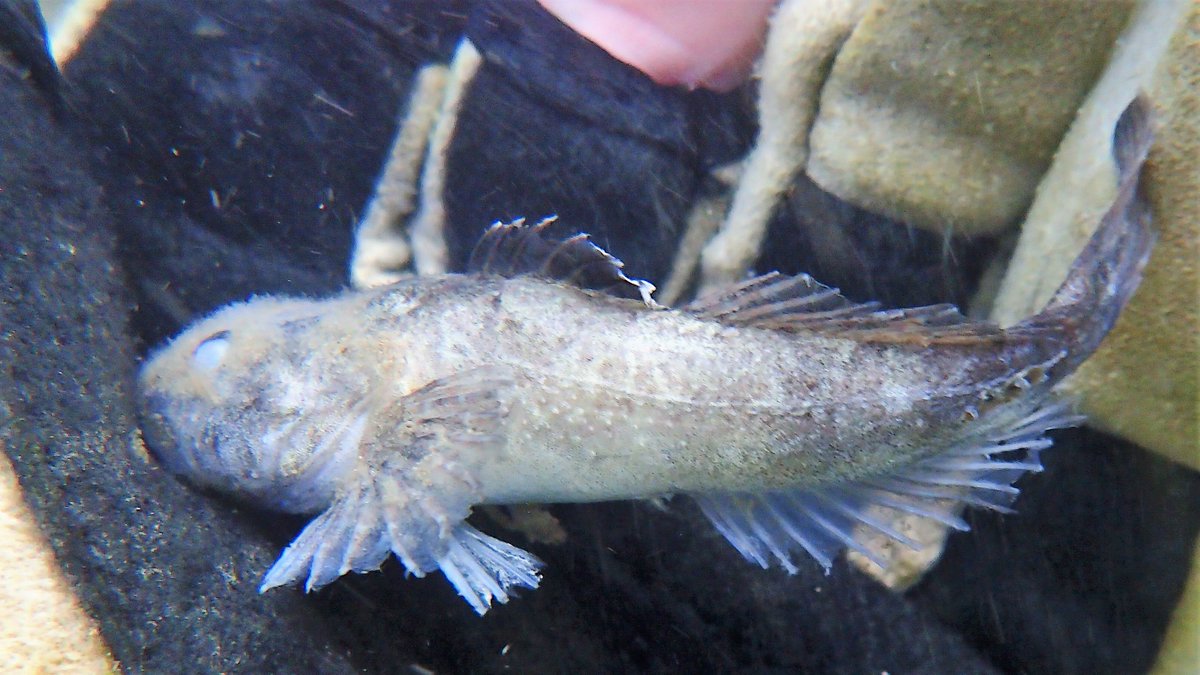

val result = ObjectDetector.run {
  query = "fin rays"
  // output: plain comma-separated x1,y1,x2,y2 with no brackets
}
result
259,366,541,614
684,270,1013,345
439,525,543,615
468,217,657,305
695,400,1078,575
261,473,543,614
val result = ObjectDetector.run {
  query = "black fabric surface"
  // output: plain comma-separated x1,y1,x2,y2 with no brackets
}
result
1,0,1196,672
912,427,1200,674
443,0,756,284
64,0,468,296
0,7,353,670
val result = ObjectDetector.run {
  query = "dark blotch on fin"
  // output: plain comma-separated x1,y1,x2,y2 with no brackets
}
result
468,216,657,304
694,400,1080,574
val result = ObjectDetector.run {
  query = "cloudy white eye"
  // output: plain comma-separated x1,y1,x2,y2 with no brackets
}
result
192,330,231,371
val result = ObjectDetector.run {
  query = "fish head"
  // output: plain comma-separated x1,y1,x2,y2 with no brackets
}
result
138,295,366,513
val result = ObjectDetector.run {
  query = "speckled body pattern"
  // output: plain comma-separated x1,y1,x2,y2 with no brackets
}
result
142,273,1047,511
137,98,1154,613
360,275,1024,502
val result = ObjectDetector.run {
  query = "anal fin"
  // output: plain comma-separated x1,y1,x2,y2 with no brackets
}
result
694,400,1080,575
259,366,541,614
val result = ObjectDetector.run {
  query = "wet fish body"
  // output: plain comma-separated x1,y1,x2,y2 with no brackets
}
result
139,99,1155,614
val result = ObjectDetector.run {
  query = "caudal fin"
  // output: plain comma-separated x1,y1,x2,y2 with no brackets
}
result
1015,96,1156,376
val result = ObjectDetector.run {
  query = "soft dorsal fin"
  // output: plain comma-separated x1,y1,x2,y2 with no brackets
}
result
685,272,1007,346
468,217,658,305
685,272,882,323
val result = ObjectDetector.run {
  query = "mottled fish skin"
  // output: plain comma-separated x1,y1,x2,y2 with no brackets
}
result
137,98,1155,614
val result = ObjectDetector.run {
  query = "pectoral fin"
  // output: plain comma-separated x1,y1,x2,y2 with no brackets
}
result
260,366,542,614
694,400,1079,573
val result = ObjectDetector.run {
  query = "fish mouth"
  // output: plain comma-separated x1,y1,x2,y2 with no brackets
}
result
137,391,183,472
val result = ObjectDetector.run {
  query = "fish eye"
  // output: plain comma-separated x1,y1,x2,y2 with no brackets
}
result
192,330,231,371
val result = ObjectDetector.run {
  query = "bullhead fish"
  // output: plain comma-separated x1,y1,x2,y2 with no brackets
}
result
138,99,1155,615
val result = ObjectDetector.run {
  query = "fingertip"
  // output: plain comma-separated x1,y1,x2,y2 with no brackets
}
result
538,0,774,92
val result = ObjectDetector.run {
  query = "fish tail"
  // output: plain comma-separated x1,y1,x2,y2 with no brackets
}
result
1014,96,1156,377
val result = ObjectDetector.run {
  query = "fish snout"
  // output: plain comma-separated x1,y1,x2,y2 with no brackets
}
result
138,391,185,473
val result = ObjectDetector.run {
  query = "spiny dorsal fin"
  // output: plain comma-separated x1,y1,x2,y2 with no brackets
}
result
468,217,658,306
685,272,1007,346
